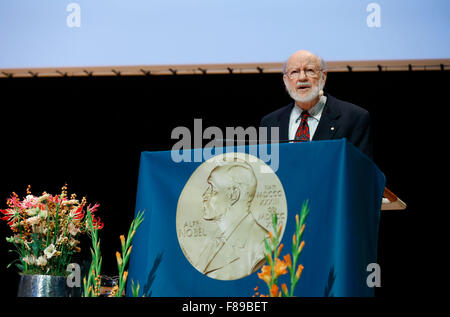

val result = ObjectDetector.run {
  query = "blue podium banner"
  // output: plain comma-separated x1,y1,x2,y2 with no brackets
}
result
128,139,385,297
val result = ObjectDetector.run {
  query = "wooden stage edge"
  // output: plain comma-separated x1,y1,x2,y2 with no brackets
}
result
1,59,450,78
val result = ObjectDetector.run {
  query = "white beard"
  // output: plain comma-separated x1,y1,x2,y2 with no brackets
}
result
286,76,324,103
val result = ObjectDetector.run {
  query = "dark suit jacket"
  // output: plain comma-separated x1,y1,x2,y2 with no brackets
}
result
260,94,373,158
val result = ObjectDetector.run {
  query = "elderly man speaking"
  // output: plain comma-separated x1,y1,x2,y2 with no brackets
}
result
260,50,372,158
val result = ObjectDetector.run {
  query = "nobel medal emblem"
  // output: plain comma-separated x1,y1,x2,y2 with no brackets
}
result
176,152,288,280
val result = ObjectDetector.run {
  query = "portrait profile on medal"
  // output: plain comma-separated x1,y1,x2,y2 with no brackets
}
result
176,153,287,281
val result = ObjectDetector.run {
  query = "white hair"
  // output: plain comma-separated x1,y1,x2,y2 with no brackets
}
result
282,54,327,74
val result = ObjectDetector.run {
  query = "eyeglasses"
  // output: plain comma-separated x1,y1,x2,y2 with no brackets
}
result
285,67,322,79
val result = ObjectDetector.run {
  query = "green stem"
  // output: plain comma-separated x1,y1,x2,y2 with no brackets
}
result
83,209,102,297
45,203,51,247
115,210,145,297
269,213,280,296
52,202,60,245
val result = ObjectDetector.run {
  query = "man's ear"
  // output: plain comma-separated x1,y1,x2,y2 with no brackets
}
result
282,75,289,89
321,70,327,86
228,186,240,206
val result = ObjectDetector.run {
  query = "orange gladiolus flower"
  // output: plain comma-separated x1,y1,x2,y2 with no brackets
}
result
257,265,272,285
274,258,288,277
270,284,280,297
267,252,273,266
300,224,305,236
116,251,123,266
298,241,305,254
295,264,304,279
283,254,292,269
277,243,284,256
281,283,288,296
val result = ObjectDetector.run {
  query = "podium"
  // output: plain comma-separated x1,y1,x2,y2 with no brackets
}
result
128,139,385,297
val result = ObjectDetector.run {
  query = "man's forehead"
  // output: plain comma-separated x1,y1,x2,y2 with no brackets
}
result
287,51,320,68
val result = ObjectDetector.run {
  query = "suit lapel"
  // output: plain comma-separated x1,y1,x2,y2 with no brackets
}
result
279,103,293,141
312,95,341,141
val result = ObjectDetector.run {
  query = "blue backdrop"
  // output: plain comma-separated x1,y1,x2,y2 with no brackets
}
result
128,139,385,297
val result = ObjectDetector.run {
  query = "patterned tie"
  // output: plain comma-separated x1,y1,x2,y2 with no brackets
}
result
294,111,310,142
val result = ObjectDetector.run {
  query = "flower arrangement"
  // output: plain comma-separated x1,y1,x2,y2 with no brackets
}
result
1,185,102,277
256,200,310,297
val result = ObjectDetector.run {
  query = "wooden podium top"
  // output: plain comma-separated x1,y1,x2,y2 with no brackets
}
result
382,187,406,210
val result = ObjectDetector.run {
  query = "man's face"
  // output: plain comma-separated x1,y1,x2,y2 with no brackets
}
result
202,173,230,221
283,52,326,103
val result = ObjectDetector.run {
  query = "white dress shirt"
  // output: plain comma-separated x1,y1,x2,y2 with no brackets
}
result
289,95,327,141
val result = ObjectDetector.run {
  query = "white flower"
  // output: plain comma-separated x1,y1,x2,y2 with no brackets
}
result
36,255,47,267
56,236,68,246
25,215,41,226
25,208,37,216
36,194,50,204
23,240,31,250
67,222,80,236
62,199,79,206
44,244,57,259
22,255,37,265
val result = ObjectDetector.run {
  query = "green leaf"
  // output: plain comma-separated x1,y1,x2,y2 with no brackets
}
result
30,233,43,257
271,212,278,233
135,210,145,228
300,200,310,226
98,256,102,273
7,259,18,269
8,249,21,256
264,254,270,266
264,237,271,254
131,280,141,297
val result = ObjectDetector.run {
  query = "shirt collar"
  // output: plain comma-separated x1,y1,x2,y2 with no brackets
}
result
293,95,327,121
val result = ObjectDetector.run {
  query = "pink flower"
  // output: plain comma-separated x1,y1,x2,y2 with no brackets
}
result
21,195,38,209
49,195,67,204
88,203,100,213
6,196,21,208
